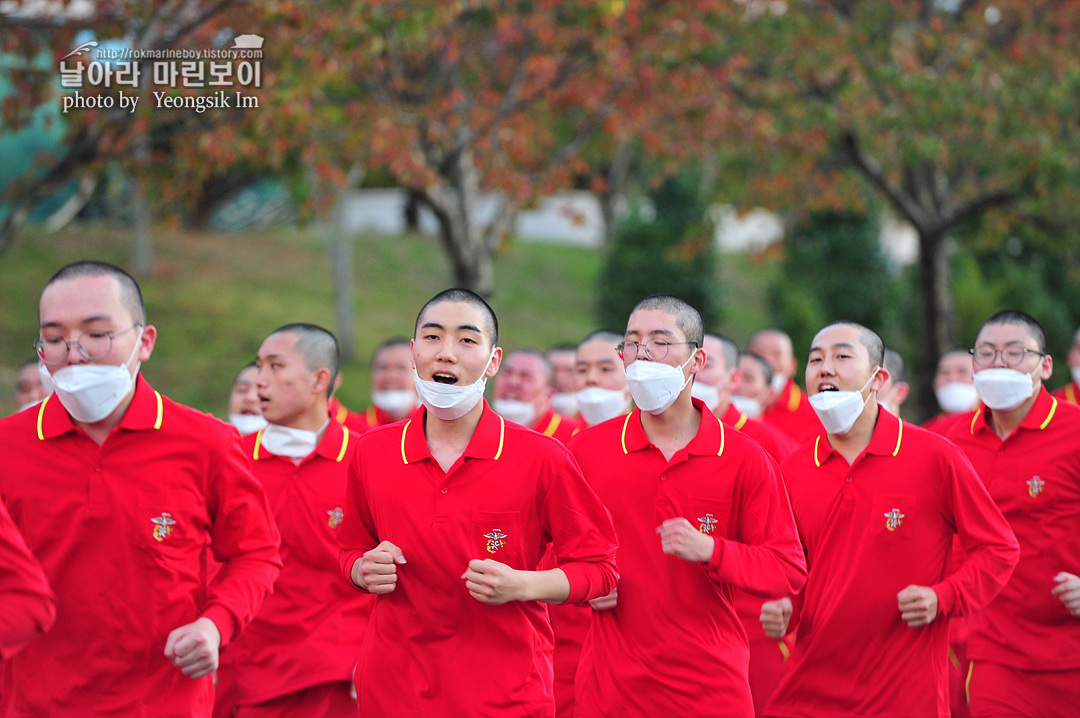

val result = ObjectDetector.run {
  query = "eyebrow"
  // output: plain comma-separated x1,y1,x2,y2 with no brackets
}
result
420,321,483,334
40,314,114,330
808,341,857,353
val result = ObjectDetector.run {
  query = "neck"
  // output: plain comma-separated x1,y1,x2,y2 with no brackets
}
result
424,399,484,467
827,401,879,465
640,391,701,461
74,374,140,447
282,403,332,435
985,388,1039,440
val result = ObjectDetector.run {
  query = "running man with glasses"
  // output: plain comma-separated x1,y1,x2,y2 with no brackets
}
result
568,294,806,718
0,261,282,717
947,310,1080,718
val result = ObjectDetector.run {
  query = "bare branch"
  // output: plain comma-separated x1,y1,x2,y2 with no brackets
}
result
839,131,930,232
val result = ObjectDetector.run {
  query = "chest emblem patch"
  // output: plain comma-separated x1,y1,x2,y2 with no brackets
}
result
698,513,718,535
884,508,905,532
151,512,177,542
484,529,508,554
1027,476,1045,498
327,507,344,529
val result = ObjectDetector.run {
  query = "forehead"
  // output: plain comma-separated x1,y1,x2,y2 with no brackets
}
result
548,350,575,366
40,274,130,326
811,325,867,356
976,321,1037,347
506,352,545,375
235,366,258,383
749,332,788,355
375,345,412,364
258,331,302,358
738,356,765,379
18,364,40,381
626,308,683,338
938,353,971,373
702,337,725,365
578,338,621,363
418,300,490,338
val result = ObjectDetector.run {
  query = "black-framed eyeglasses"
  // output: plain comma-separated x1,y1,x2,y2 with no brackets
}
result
969,346,1046,368
34,323,142,366
617,340,698,362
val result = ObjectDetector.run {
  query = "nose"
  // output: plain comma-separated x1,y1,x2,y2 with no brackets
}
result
66,337,89,365
990,350,1008,369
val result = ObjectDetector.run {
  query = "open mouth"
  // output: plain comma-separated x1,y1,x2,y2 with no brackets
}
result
432,373,458,385
818,384,839,392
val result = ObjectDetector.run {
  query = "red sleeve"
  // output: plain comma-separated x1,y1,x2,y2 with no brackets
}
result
338,449,379,591
704,447,807,598
930,447,1020,618
203,428,283,645
541,447,619,604
0,499,55,660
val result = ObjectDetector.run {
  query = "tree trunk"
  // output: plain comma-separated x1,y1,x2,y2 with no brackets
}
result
131,129,153,280
425,148,497,297
916,228,959,415
329,206,356,362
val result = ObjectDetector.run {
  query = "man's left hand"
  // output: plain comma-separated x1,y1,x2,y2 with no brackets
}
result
657,517,715,563
164,617,221,679
897,585,939,627
462,559,525,605
1052,572,1080,616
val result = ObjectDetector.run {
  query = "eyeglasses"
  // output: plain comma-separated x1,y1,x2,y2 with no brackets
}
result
969,346,1046,368
34,323,142,366
617,339,698,362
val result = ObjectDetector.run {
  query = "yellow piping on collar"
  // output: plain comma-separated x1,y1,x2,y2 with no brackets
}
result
969,408,982,435
1040,397,1058,430
253,429,265,459
493,416,505,460
813,435,822,468
621,413,633,455
336,427,350,462
36,395,50,440
892,418,903,457
153,391,163,430
400,419,412,464
732,411,748,431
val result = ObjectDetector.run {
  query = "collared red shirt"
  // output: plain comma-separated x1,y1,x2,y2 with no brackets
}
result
921,410,973,436
569,399,807,718
721,404,799,463
1050,379,1079,405
328,397,377,435
762,379,823,445
215,420,373,708
338,400,617,718
530,408,582,446
0,498,55,660
768,409,1019,718
0,376,282,717
947,388,1080,670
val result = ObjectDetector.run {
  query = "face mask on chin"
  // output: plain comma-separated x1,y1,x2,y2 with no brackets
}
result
550,392,578,417
770,372,788,394
973,366,1039,411
42,327,144,424
935,382,979,414
808,368,879,436
371,390,415,416
576,387,629,425
259,421,325,459
731,394,762,419
414,349,497,421
229,413,268,435
1071,366,1080,386
491,398,538,427
689,380,721,411
625,351,697,415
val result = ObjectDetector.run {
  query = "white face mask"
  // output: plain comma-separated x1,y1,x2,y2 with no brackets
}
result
974,367,1038,411
229,413,268,435
42,327,143,424
371,390,415,416
491,399,537,427
689,380,720,411
576,387,629,425
935,382,979,414
808,368,879,436
770,372,788,394
731,394,762,419
550,392,578,417
413,349,496,421
1071,366,1080,386
625,351,696,415
260,422,322,459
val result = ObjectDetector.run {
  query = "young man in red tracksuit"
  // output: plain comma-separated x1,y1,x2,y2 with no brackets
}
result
0,261,281,717
214,324,372,717
948,310,1080,718
570,295,807,718
762,322,1019,718
338,289,618,718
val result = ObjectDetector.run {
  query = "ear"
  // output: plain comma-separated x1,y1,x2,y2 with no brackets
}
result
689,346,707,374
138,325,157,362
485,347,503,379
871,367,890,393
1038,354,1054,382
726,368,743,394
313,367,333,397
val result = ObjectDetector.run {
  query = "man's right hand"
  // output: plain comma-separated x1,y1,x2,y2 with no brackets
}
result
352,540,407,594
760,597,793,639
589,588,618,611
